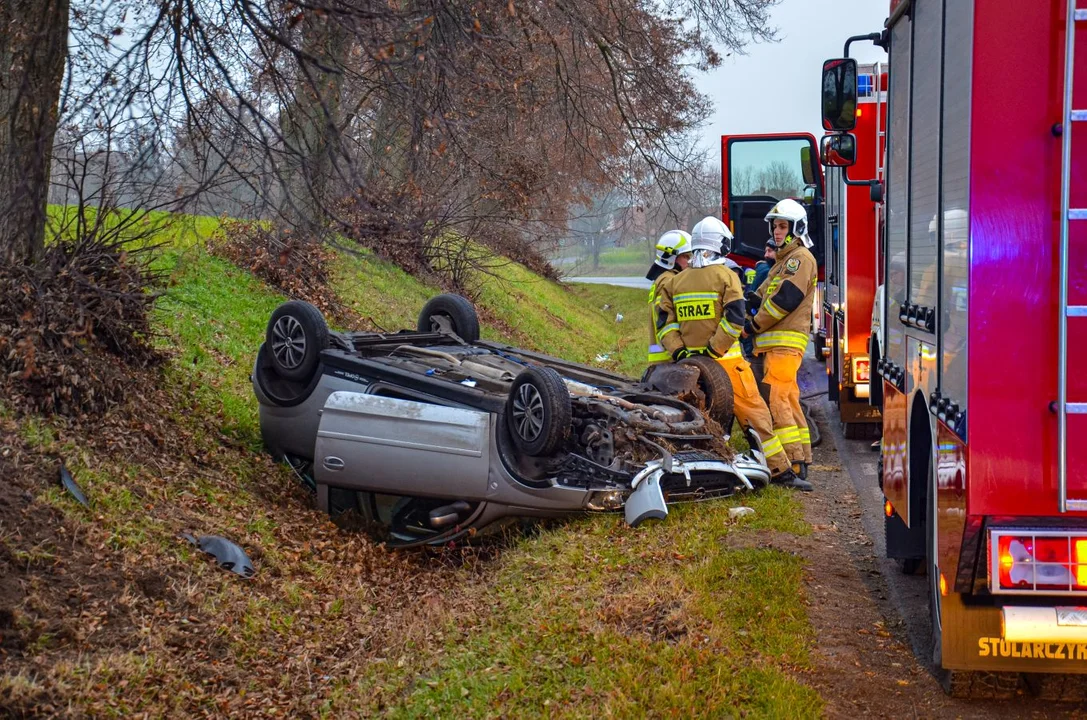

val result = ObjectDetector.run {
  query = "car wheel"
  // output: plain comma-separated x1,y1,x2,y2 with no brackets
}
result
677,355,734,425
266,300,329,382
506,366,571,456
418,294,481,343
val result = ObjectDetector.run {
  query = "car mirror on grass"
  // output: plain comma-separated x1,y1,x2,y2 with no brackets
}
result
181,533,256,579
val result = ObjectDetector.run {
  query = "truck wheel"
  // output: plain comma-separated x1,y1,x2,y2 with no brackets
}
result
677,355,734,426
506,366,571,456
266,300,329,382
418,294,480,343
928,462,1021,699
1023,673,1087,701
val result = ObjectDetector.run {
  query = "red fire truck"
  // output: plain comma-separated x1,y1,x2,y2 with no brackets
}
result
821,0,1087,697
822,62,887,438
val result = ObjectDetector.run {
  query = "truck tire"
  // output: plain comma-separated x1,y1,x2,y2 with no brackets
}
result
418,294,480,343
928,461,1021,699
677,355,735,426
266,300,329,382
506,366,571,457
1023,673,1087,701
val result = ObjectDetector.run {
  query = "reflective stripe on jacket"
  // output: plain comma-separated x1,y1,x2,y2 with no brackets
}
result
647,270,677,364
657,264,747,358
752,240,817,353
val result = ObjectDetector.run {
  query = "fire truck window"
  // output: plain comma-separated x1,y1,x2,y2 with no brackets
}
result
884,16,912,365
940,0,973,406
729,138,811,200
908,0,944,313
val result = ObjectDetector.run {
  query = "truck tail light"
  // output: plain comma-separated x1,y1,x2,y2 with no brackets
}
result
853,358,871,383
992,530,1087,594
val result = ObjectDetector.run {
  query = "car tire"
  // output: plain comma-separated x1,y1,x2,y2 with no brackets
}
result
506,366,571,457
677,355,735,425
418,294,481,343
266,300,329,382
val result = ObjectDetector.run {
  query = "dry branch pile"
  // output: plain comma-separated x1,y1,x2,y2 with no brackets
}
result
0,234,163,417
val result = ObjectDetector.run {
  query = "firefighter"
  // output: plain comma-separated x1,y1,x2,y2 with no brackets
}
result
746,198,818,482
657,216,806,488
644,230,693,372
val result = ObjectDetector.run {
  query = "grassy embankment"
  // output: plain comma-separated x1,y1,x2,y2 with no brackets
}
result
0,213,821,717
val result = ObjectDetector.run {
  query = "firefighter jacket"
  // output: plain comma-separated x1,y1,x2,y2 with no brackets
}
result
657,264,747,360
750,238,817,354
646,270,677,365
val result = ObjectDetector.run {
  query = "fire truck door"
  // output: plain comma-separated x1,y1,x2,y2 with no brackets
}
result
721,133,825,270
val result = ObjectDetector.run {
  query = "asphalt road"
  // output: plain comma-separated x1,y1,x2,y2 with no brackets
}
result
563,276,652,289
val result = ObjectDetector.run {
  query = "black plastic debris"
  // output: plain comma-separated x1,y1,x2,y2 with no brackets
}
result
181,533,256,579
58,464,89,507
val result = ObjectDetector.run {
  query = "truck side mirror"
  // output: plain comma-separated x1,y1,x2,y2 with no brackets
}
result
820,133,857,167
822,58,858,132
870,182,884,203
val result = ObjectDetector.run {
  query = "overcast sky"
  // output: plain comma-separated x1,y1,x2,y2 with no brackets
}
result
692,0,890,149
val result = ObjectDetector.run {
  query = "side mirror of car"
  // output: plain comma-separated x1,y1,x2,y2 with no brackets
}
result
820,133,857,167
822,58,858,132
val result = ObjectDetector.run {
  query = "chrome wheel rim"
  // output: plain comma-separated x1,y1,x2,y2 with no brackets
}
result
271,315,306,369
512,383,545,441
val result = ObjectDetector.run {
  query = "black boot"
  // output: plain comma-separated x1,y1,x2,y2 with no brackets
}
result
771,469,813,492
792,462,809,481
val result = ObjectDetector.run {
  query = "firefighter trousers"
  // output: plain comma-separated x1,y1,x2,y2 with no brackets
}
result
761,347,813,465
717,356,790,475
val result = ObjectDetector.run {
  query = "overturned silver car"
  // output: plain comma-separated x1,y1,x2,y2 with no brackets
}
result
252,294,771,547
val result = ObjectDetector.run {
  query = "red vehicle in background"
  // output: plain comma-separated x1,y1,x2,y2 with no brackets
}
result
821,62,887,439
719,132,825,276
822,0,1087,697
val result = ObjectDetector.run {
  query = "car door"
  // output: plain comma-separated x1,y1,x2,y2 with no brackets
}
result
721,133,825,271
313,391,492,499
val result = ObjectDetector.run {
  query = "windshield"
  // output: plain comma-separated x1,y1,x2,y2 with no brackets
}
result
729,138,813,200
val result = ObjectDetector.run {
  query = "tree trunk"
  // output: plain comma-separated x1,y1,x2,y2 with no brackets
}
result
280,11,351,238
0,0,69,266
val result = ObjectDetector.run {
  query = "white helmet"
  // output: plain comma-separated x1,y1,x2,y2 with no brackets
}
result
652,230,692,270
690,216,734,256
765,198,812,249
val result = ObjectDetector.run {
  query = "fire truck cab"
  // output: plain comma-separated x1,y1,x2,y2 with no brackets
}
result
821,62,887,438
823,0,1087,697
720,133,825,279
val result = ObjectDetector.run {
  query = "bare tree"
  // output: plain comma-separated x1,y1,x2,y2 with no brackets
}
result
1,0,782,274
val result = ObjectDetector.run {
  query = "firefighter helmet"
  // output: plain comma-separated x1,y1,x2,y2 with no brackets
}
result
690,216,734,256
765,198,812,249
652,229,692,271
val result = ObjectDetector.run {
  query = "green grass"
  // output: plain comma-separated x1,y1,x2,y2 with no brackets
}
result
391,493,820,719
6,209,821,718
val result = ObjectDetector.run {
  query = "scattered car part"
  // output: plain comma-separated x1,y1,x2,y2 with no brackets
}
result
58,464,89,507
182,533,255,578
729,507,756,520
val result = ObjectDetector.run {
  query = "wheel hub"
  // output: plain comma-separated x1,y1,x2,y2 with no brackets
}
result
512,383,545,441
271,316,306,369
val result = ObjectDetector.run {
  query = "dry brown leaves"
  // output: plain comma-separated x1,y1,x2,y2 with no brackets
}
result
0,239,164,418
209,220,353,326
